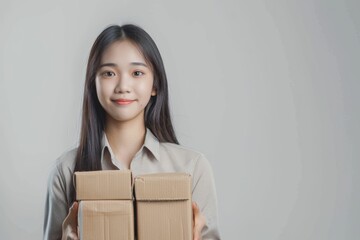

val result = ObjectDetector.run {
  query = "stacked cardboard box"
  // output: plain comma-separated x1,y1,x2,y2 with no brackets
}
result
75,170,134,240
134,173,192,240
75,171,192,240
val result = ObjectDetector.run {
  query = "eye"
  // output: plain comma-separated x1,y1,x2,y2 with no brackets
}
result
133,71,144,77
101,71,115,77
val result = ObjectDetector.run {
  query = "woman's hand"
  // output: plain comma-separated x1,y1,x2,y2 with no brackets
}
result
61,201,79,240
192,202,206,240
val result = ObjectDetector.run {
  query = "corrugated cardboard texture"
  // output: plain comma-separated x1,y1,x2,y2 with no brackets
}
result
134,173,191,200
75,170,132,200
136,200,192,240
78,200,134,240
134,173,192,240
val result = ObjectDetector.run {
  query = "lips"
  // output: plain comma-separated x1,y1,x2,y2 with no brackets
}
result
113,98,135,105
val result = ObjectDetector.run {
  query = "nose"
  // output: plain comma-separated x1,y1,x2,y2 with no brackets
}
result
114,73,131,93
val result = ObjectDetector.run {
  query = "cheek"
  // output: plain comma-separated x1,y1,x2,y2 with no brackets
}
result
96,79,112,101
138,78,154,94
95,80,104,102
135,82,152,108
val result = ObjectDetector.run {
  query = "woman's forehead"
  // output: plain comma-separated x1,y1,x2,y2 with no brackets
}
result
100,39,146,65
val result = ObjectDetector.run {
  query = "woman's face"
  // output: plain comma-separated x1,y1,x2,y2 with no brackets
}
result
95,39,156,124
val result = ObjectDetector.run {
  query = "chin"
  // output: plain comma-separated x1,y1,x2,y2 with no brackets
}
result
109,112,143,123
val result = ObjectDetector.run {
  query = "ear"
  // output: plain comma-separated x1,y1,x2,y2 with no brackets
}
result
151,87,157,96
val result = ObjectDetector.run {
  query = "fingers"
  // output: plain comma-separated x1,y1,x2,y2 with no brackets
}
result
69,202,79,218
192,202,206,240
62,202,79,240
66,232,79,240
62,229,79,240
67,202,79,224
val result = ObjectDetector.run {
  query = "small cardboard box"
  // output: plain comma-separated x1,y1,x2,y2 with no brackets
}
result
134,173,192,240
75,170,134,240
78,200,134,240
75,170,132,200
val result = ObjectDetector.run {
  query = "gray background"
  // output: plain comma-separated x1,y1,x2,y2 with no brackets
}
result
0,0,359,239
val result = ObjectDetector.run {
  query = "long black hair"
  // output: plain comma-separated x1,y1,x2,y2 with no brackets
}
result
69,24,178,203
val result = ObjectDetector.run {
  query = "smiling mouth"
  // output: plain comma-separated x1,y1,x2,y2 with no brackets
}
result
113,99,135,105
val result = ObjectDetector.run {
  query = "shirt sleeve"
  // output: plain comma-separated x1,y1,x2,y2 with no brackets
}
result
43,164,69,240
192,153,222,240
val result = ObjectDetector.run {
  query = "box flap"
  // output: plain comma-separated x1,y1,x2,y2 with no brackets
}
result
75,170,132,200
134,173,191,201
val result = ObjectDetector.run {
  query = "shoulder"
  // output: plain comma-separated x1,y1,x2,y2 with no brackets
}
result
158,142,212,173
54,147,78,172
160,142,198,153
159,142,205,161
159,143,216,197
48,147,78,189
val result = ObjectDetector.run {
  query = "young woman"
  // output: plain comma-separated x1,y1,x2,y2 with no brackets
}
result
43,24,221,240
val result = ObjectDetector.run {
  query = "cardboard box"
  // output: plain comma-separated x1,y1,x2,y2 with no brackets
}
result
75,170,132,200
75,170,134,240
134,173,192,240
78,200,134,240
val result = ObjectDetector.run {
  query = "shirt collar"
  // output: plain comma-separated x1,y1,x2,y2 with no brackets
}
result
100,127,160,164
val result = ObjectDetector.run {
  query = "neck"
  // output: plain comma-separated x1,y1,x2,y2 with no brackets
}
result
104,116,146,168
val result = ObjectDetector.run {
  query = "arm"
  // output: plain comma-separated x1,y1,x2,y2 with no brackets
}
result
43,164,69,240
192,154,221,240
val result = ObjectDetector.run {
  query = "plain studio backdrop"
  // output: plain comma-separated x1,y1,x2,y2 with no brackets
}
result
0,0,359,239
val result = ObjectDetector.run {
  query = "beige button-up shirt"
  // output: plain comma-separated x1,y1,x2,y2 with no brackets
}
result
43,128,221,239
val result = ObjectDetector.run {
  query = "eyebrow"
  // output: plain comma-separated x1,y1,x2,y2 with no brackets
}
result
98,62,148,69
